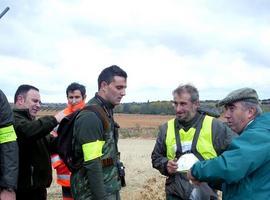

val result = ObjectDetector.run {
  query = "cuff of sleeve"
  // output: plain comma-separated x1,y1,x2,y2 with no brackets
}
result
163,160,169,176
190,165,196,178
0,187,15,192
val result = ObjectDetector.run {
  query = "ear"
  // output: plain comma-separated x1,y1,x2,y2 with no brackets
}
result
247,107,256,120
16,95,25,105
194,100,200,108
100,81,108,91
83,95,87,100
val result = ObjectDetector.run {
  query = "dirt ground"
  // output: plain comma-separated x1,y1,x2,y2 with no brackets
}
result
48,138,166,200
118,138,166,200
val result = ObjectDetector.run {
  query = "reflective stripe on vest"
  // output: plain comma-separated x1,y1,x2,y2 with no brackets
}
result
57,174,70,180
51,154,62,168
166,116,217,160
57,174,71,187
82,140,105,162
0,125,17,144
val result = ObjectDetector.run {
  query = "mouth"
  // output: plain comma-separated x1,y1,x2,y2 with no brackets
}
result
226,121,233,126
176,114,185,119
32,109,40,114
176,112,184,116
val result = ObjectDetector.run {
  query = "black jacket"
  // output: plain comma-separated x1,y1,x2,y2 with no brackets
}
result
0,90,18,190
13,108,58,190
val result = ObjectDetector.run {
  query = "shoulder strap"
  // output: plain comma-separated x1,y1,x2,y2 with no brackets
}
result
191,114,205,161
83,105,110,132
174,120,182,159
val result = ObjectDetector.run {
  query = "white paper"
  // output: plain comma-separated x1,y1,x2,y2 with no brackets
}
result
181,141,192,153
177,153,198,172
173,142,192,154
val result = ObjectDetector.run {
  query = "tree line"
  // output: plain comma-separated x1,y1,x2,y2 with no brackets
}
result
115,99,270,115
22,99,270,115
114,100,221,115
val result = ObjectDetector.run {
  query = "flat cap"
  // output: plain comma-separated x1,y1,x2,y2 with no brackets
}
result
217,87,259,107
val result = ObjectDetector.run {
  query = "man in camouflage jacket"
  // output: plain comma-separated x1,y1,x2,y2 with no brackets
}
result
71,65,127,200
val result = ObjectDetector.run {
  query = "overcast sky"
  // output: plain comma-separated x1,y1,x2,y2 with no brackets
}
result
1,0,270,103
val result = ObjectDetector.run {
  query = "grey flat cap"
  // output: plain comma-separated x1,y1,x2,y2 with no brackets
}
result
217,88,259,107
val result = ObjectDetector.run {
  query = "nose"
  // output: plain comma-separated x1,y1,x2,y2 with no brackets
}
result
121,89,126,96
175,104,183,112
223,109,231,119
36,101,41,109
71,99,78,104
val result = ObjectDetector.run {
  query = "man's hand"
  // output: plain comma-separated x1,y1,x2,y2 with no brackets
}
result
0,189,16,200
187,170,201,185
54,110,65,123
167,159,178,174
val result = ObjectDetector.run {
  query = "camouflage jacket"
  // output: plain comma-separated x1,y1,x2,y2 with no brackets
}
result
71,95,121,200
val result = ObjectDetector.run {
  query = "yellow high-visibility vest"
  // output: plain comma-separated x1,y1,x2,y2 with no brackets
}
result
166,115,217,160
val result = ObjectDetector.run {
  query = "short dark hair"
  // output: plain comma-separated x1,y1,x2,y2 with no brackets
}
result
14,84,39,103
98,65,127,90
66,82,86,97
172,84,199,102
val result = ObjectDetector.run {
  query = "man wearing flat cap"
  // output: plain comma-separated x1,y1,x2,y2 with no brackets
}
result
187,87,270,200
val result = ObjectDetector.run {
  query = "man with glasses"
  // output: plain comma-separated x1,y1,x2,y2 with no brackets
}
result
151,84,236,199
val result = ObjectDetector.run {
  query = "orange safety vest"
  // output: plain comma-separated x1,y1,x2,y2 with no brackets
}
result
51,101,85,187
51,153,71,186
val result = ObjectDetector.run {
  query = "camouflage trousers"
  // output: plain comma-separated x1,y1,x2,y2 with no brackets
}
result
107,191,120,200
71,167,121,200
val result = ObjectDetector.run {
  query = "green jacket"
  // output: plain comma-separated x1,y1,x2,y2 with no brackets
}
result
13,108,58,191
0,90,18,190
71,94,121,200
191,113,270,200
151,112,236,199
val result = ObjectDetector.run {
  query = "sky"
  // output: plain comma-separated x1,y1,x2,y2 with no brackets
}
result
1,0,270,103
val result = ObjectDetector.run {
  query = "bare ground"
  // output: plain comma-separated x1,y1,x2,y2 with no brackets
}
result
118,138,166,200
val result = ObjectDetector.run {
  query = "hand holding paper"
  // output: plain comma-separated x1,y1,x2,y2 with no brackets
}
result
177,153,198,172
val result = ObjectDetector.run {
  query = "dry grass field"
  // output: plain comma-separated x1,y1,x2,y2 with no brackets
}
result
38,111,173,129
114,113,173,128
